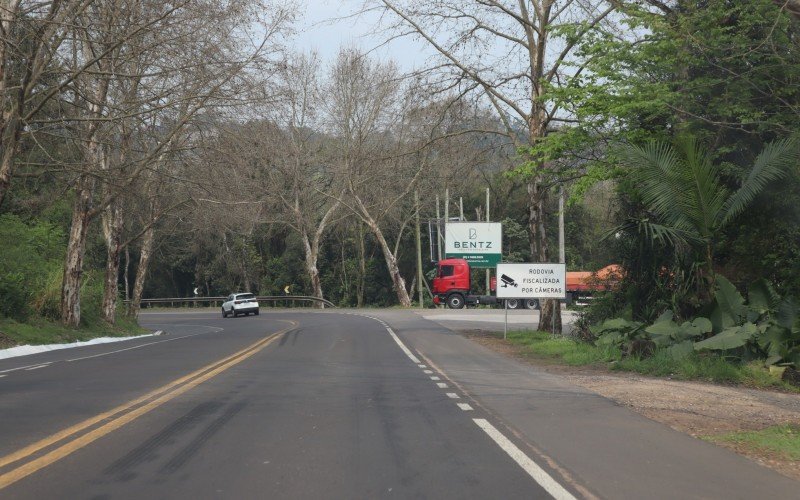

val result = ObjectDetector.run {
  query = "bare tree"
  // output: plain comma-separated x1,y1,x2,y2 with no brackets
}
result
376,0,618,329
57,0,293,326
326,50,421,307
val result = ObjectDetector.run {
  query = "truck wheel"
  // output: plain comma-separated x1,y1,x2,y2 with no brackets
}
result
506,299,520,309
523,299,539,310
446,294,465,309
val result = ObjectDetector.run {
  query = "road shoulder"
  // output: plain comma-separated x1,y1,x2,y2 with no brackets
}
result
463,328,800,481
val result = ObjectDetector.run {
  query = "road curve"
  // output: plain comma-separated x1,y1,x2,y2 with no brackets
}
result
0,309,796,499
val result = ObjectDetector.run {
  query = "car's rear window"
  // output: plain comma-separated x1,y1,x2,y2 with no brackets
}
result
237,294,255,300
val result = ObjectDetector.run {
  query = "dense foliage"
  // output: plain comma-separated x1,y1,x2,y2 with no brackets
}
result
2,0,800,370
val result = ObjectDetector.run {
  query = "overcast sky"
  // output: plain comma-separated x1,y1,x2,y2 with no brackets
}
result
292,0,433,70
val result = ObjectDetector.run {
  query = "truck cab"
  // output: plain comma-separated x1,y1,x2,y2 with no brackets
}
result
432,258,500,309
432,258,539,310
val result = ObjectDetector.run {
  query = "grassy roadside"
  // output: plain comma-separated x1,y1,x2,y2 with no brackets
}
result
506,330,800,392
705,424,800,461
0,315,148,348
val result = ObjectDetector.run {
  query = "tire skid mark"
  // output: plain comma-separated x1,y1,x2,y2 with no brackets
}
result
103,401,223,480
160,401,247,474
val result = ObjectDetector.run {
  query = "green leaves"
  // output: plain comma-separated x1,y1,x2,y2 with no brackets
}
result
712,276,747,331
619,136,798,257
720,137,800,227
645,312,711,347
694,323,758,351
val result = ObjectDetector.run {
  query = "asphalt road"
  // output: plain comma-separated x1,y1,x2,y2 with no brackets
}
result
0,309,797,499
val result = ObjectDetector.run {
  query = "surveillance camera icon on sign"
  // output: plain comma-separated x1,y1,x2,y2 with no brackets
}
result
500,274,518,287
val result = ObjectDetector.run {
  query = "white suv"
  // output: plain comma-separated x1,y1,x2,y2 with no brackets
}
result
222,293,260,317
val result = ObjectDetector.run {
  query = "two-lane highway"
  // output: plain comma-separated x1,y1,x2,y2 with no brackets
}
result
1,309,798,499
0,311,571,499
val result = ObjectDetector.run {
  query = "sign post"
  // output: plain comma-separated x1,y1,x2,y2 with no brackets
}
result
496,263,567,338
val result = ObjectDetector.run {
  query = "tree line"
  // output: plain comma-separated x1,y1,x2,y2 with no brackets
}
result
2,0,800,342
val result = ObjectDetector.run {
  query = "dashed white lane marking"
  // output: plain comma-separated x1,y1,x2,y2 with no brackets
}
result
383,327,421,364
423,370,433,374
361,313,575,500
474,418,577,500
25,364,49,371
0,375,6,378
446,393,460,399
0,362,52,374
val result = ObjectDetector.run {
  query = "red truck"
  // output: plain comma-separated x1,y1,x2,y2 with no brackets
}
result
431,258,539,309
431,258,621,309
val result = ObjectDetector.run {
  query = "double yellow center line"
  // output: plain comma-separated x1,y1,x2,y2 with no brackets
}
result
0,320,296,490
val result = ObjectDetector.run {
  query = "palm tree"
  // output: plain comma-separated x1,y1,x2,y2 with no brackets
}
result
618,135,799,299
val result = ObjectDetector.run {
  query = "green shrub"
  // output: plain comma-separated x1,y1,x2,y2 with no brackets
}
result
0,214,65,319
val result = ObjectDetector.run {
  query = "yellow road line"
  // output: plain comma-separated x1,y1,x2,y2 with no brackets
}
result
0,321,295,490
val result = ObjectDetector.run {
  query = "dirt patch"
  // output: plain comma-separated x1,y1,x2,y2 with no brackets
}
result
461,329,800,481
0,331,17,349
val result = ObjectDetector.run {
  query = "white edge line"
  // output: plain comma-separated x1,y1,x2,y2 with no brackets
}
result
473,418,577,500
67,332,205,362
384,327,421,364
25,364,49,371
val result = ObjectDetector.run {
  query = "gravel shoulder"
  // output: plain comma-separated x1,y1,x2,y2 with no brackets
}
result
461,328,800,481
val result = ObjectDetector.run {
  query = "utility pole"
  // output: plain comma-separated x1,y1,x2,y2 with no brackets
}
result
444,188,449,222
486,187,490,295
415,191,424,309
444,188,449,260
559,185,566,265
435,195,442,261
459,197,464,221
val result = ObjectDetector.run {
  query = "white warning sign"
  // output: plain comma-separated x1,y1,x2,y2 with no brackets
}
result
496,263,566,299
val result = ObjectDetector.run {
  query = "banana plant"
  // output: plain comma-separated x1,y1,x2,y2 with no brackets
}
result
693,276,800,368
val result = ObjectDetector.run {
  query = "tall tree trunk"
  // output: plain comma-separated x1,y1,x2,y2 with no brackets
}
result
129,221,154,318
528,172,562,333
101,200,123,324
0,1,21,208
301,233,324,308
0,107,20,208
129,189,159,317
357,223,366,308
60,175,95,327
124,246,130,300
366,219,411,307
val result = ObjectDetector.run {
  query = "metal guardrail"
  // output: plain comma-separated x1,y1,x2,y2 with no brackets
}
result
128,295,335,309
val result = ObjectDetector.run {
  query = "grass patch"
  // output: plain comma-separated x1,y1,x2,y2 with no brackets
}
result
506,330,620,366
0,314,147,347
505,330,800,391
707,424,800,461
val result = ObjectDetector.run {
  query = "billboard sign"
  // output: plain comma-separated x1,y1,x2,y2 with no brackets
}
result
444,222,502,268
495,263,566,299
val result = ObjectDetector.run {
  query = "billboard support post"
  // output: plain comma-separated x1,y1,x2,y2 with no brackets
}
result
504,299,508,340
